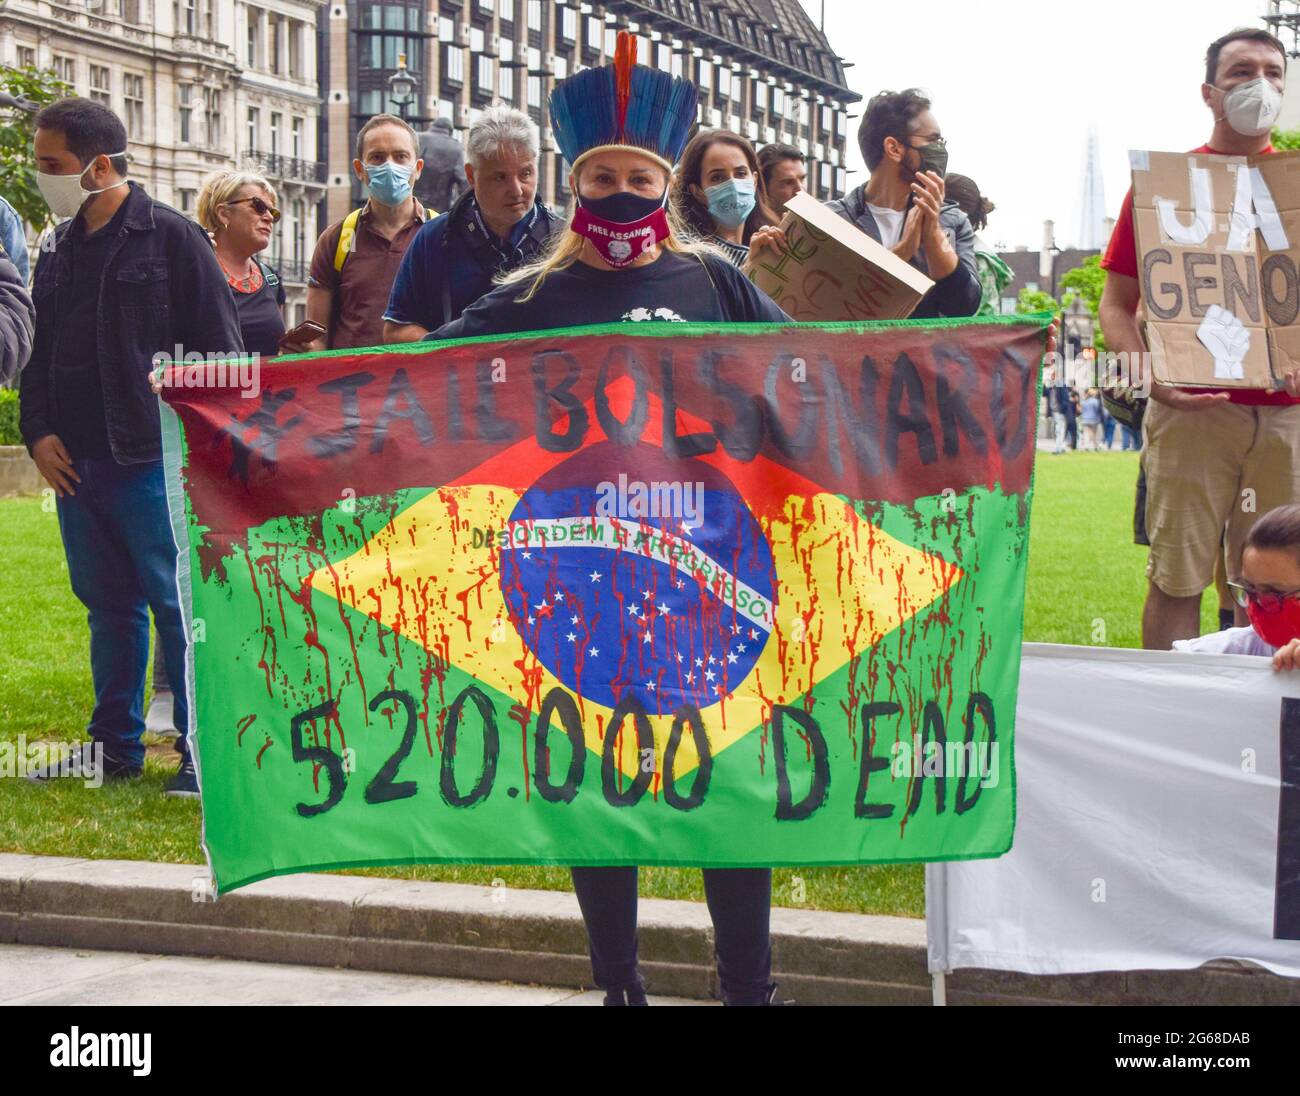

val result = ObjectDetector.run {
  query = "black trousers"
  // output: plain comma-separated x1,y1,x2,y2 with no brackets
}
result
570,866,772,1004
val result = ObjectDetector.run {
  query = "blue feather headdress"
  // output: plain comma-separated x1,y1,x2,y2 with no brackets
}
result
549,31,698,173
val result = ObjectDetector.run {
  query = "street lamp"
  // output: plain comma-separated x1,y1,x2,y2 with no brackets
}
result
388,52,416,120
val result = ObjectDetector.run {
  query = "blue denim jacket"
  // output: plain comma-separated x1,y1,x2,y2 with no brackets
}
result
0,196,29,284
20,182,244,463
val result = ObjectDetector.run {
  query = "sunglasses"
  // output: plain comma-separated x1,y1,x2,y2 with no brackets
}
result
225,196,281,222
1228,581,1300,612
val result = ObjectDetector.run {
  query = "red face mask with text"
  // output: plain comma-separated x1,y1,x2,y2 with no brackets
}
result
1246,596,1300,648
571,190,670,269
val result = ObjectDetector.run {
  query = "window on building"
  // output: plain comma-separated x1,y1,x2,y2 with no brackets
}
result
671,52,682,78
246,106,259,153
291,116,302,160
203,86,221,148
476,55,494,95
247,8,261,68
178,83,192,142
657,44,670,70
527,0,542,32
123,74,144,139
820,105,832,131
499,64,514,102
586,15,602,49
89,65,111,106
201,0,213,38
176,0,195,35
292,199,305,263
527,75,541,109
605,28,617,54
16,46,36,69
554,55,567,80
697,61,710,90
52,55,76,88
269,15,281,74
288,21,303,79
359,89,383,115
122,0,141,24
470,26,484,52
560,8,576,42
476,0,494,14
269,112,281,156
179,188,196,213
444,45,464,85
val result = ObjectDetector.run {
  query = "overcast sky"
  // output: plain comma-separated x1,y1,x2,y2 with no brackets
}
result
805,0,1272,249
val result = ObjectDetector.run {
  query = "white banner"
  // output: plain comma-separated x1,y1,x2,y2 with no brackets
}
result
927,643,1300,978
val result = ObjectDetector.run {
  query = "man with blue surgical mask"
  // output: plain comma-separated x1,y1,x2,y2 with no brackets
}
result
296,113,429,351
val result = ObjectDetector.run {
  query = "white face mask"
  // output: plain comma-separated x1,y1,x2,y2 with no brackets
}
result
36,151,128,219
1214,77,1285,138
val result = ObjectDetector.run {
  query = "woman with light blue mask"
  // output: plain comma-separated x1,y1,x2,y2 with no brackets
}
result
672,130,779,267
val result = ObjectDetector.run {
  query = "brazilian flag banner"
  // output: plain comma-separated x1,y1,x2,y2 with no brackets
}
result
160,316,1048,893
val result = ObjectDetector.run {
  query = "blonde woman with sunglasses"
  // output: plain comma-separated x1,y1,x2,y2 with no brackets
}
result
195,171,286,358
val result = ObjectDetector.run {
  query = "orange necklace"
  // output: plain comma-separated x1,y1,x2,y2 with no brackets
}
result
218,254,263,294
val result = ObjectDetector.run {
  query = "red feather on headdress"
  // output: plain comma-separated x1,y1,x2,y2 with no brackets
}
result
614,30,636,139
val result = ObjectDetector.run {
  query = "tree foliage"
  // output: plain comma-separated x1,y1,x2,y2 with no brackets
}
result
1272,126,1300,151
1017,288,1059,315
1060,254,1108,353
0,66,71,236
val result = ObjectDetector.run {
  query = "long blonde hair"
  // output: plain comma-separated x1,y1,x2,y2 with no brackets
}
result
497,165,729,303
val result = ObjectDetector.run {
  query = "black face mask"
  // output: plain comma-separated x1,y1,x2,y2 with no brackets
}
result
577,189,667,225
910,141,948,180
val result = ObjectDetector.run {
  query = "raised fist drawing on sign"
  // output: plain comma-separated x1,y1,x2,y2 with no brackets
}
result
1197,304,1251,380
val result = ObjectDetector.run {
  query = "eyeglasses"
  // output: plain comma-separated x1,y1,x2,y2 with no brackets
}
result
909,135,946,148
225,196,281,222
1228,581,1300,612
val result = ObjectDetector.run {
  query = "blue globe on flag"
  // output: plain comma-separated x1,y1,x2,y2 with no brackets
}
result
500,442,776,716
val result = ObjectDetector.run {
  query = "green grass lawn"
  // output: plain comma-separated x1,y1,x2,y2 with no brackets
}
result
0,450,1220,917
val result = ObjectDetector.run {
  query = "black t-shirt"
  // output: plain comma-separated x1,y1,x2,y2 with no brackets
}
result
429,250,789,340
232,262,286,359
53,201,131,459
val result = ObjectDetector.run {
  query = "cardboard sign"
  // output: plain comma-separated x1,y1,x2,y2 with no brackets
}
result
742,191,934,322
1130,148,1300,388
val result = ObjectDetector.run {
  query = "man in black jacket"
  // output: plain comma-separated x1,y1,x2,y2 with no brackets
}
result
824,88,981,319
0,248,33,384
19,98,243,796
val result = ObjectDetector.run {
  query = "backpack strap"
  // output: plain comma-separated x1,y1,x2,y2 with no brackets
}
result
333,207,363,273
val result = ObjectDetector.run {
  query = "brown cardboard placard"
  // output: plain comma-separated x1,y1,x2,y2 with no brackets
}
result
742,190,934,322
1130,148,1300,388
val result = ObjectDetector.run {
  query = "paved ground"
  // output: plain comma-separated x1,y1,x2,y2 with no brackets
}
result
0,943,706,1006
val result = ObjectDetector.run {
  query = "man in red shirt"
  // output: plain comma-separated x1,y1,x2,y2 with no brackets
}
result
1100,27,1299,650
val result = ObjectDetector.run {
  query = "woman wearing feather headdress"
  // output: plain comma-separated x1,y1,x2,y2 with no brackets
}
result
429,33,789,1007
429,33,789,342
